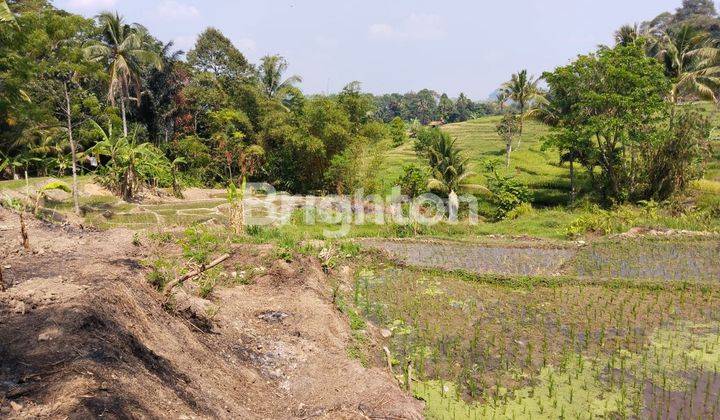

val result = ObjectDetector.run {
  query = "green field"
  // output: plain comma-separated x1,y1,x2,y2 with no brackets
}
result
383,117,572,205
384,105,720,207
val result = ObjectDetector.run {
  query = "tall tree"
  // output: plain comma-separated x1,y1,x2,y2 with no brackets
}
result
499,70,543,143
615,24,641,46
543,44,676,203
37,12,100,214
437,93,454,122
187,28,252,83
258,55,301,100
85,12,161,137
676,0,717,21
651,24,720,103
143,41,187,144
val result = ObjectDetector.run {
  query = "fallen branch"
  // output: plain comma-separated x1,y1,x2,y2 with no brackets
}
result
163,254,230,297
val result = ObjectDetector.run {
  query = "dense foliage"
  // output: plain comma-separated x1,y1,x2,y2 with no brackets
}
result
0,1,413,197
0,0,716,210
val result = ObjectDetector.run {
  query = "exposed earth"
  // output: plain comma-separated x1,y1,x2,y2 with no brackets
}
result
0,208,423,419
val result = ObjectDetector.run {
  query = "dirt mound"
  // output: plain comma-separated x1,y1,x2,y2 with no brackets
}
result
0,209,423,419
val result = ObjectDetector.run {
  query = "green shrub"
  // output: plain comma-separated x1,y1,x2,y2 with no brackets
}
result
397,164,427,198
146,258,174,290
485,168,531,220
504,202,534,220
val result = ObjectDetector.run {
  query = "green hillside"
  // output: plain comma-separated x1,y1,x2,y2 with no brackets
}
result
385,103,720,205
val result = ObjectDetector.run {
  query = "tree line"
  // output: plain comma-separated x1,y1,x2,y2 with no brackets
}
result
1,0,717,214
0,0,445,206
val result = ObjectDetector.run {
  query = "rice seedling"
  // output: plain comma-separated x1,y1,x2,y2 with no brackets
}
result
345,254,720,419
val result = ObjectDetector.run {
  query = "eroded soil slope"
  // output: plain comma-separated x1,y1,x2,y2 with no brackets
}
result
0,209,422,419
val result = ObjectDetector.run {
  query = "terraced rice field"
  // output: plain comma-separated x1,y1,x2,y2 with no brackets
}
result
363,237,720,281
349,255,720,419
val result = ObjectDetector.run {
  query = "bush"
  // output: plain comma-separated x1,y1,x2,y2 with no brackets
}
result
485,165,531,220
397,164,427,198
413,127,444,157
504,202,534,220
389,117,408,147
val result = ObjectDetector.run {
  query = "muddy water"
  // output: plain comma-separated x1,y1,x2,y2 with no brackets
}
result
362,239,720,281
362,240,576,277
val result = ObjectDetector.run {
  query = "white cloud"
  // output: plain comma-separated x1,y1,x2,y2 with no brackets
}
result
155,1,200,21
369,13,446,41
66,0,117,9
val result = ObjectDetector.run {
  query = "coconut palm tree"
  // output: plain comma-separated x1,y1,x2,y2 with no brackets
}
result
84,12,161,137
426,131,472,196
650,24,720,103
258,55,302,100
499,70,543,144
615,24,641,47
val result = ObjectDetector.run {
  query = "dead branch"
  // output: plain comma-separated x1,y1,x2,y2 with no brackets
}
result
383,346,394,375
19,212,30,251
162,254,230,297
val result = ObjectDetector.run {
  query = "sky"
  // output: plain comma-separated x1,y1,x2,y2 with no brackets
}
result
53,0,684,99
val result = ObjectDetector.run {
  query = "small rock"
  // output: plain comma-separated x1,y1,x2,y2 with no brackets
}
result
3,265,10,270
38,328,62,342
258,311,290,323
9,401,22,411
380,329,392,338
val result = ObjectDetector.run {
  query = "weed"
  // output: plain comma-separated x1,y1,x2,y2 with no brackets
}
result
197,267,222,298
181,225,226,265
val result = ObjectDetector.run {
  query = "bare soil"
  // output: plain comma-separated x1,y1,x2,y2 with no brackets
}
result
0,208,422,419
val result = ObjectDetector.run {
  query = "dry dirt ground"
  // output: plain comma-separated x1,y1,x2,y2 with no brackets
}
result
0,208,423,419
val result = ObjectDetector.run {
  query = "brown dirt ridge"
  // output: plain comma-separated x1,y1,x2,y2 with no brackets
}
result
0,208,422,419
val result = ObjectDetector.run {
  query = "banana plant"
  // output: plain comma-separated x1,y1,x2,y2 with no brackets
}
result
0,1,16,26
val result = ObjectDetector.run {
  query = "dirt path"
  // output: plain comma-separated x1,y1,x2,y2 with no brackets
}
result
0,209,422,419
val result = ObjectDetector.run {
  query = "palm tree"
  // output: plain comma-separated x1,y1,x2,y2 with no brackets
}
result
651,25,720,104
426,131,472,196
258,55,302,100
85,12,161,137
499,70,543,145
615,24,641,47
146,41,184,144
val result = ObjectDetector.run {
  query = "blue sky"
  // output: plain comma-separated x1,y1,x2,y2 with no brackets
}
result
54,0,683,99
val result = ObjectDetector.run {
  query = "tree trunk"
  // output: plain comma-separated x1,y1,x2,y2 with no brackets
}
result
506,141,512,168
64,83,81,215
517,104,525,148
569,159,576,203
120,97,128,138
